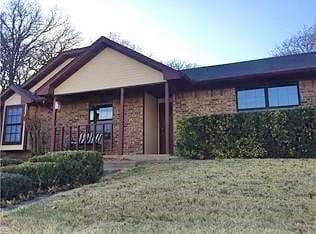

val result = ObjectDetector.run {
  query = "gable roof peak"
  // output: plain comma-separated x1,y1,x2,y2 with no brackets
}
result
36,36,184,96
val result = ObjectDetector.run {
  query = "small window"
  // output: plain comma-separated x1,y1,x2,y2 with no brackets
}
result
96,106,113,120
237,83,300,111
3,105,24,144
237,88,266,110
268,85,299,107
89,105,113,133
90,105,113,122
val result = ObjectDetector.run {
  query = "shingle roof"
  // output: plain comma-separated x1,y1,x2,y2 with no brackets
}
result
181,52,316,82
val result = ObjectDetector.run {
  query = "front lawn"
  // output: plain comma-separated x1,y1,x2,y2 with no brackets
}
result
1,159,315,233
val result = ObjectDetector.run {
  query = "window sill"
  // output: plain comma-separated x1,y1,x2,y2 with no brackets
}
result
2,143,22,145
237,105,299,113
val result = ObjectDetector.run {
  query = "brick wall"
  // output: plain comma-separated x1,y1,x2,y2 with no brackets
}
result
173,87,236,121
299,79,316,107
123,95,144,154
56,101,89,127
112,95,144,155
112,98,120,154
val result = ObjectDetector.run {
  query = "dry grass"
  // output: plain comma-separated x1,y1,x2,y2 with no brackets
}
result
1,159,316,233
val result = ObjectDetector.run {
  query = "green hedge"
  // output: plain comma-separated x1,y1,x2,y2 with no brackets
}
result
176,108,315,159
1,151,103,190
1,173,34,200
29,151,103,185
0,158,23,167
1,162,59,190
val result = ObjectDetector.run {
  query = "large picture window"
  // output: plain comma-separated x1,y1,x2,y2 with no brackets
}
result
3,105,24,144
237,84,300,111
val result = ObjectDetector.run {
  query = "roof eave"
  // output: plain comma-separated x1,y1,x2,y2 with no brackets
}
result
191,67,316,85
1,85,46,105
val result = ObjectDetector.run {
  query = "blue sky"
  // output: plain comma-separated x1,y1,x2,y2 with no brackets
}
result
39,0,316,66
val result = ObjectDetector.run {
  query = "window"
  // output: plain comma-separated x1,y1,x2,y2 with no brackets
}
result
237,88,266,110
268,85,299,107
237,84,300,111
89,105,113,133
89,105,113,122
3,105,24,144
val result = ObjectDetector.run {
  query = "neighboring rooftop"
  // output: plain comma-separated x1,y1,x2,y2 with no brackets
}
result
181,52,316,82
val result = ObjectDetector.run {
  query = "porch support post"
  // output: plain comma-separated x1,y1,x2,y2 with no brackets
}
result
118,87,124,156
164,82,170,155
23,104,29,151
50,97,57,152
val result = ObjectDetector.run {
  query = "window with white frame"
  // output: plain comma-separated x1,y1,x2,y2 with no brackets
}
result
3,105,24,144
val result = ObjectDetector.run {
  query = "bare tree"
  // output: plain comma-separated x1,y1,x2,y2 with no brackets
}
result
107,32,143,52
0,0,82,92
273,22,316,56
107,32,198,70
165,59,198,70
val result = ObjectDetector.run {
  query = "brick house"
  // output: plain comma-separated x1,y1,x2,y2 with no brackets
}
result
1,37,315,158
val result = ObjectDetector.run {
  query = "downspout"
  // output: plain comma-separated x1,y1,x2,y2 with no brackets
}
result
50,97,57,152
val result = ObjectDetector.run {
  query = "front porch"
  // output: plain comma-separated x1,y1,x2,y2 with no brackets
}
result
50,82,173,156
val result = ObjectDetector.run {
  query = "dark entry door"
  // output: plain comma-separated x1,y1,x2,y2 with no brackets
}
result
158,102,172,154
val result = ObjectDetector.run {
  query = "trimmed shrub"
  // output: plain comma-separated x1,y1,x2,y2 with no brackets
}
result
1,151,102,191
176,108,315,159
0,158,23,167
29,151,103,185
1,173,34,200
1,162,59,190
